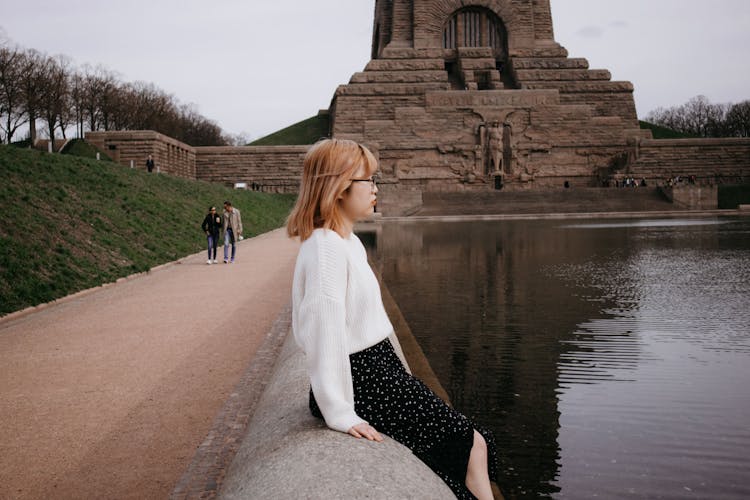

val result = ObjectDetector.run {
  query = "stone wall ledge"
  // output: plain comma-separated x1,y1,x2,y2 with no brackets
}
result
85,130,196,152
365,59,446,71
218,332,454,500
194,145,310,154
350,70,449,84
524,81,635,93
511,57,590,69
639,137,750,147
514,69,612,81
335,82,450,96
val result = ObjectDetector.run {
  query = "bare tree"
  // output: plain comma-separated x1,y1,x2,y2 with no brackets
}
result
725,100,750,137
4,33,230,148
68,70,86,138
130,82,175,131
109,81,137,131
19,49,51,145
0,42,26,143
176,103,226,146
94,67,119,131
37,54,71,150
646,95,736,138
681,95,728,137
223,131,252,146
80,64,112,132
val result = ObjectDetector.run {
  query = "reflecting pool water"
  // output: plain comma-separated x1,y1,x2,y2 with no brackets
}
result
365,217,750,499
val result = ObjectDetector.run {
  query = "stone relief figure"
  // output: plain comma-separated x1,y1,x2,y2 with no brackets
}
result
518,155,536,183
488,121,503,174
476,121,502,176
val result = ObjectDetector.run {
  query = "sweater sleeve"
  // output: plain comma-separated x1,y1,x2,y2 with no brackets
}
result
294,234,367,433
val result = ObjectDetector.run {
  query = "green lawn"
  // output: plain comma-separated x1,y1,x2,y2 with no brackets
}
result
249,113,330,145
60,138,112,160
639,121,696,139
0,145,296,315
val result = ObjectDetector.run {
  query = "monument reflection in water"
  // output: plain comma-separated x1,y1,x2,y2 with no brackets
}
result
362,217,750,499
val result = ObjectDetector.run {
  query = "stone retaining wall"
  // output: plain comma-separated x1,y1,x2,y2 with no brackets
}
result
626,138,750,184
660,185,718,210
218,333,455,500
85,130,196,178
84,132,308,193
194,145,308,193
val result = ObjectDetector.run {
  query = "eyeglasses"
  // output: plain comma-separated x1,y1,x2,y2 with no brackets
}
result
349,175,377,188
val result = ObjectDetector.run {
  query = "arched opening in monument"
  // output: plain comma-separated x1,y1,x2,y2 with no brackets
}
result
442,8,507,55
442,7,509,90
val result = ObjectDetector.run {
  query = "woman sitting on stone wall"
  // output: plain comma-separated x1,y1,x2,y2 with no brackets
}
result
286,138,499,499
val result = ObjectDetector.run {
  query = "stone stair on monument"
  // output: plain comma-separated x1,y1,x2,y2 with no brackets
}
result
417,187,675,216
623,138,750,185
509,55,638,124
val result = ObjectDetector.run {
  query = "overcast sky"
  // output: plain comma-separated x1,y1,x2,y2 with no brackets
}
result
1,0,748,140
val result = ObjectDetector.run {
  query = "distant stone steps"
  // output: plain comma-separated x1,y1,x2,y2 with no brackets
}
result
515,69,612,81
365,59,445,71
350,70,448,84
335,82,450,96
625,139,750,182
417,187,675,215
509,56,638,122
512,57,589,70
521,81,635,93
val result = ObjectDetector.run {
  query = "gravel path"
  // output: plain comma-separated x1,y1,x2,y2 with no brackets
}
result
0,228,300,500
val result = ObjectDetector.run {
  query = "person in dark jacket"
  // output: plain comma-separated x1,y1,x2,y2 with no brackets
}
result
201,206,222,264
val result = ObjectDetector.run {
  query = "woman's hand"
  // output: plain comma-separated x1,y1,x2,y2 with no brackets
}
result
348,423,383,442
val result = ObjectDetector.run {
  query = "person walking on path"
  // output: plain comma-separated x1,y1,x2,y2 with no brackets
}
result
222,200,243,263
286,138,499,499
201,206,222,264
146,154,155,173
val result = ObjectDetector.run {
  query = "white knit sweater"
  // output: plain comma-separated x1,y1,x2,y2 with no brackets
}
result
291,228,394,432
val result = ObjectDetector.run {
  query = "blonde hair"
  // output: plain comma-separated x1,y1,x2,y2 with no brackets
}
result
286,138,377,241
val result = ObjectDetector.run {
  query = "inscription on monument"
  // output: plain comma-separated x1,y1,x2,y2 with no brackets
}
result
426,91,559,108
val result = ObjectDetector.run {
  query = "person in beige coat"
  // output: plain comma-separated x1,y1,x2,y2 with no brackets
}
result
222,200,244,263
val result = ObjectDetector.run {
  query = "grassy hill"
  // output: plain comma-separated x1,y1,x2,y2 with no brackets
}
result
249,113,329,146
60,138,112,160
0,145,296,316
639,120,696,139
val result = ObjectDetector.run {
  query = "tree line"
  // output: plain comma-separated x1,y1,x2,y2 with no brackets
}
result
645,95,750,138
0,36,232,148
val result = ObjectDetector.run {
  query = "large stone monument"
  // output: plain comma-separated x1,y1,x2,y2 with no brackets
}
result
84,1,750,215
330,0,650,211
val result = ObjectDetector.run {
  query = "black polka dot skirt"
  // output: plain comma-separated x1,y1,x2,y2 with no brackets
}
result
309,339,498,499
